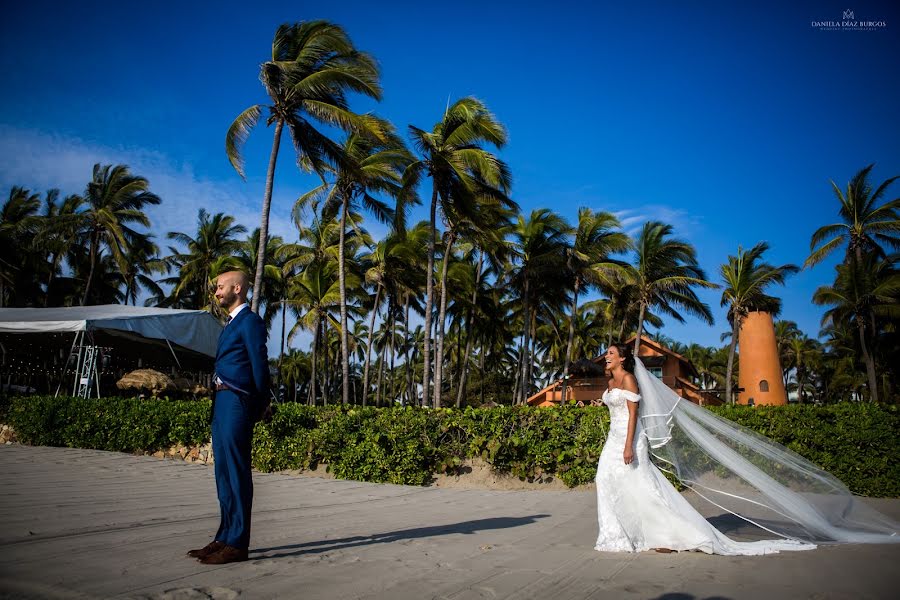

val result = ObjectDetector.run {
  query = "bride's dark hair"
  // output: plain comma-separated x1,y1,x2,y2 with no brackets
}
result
610,341,636,373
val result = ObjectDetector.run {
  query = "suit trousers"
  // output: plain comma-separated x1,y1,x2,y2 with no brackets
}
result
212,389,254,549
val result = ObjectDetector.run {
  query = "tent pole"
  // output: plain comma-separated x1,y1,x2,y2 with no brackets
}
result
72,331,84,397
56,331,80,398
166,339,182,370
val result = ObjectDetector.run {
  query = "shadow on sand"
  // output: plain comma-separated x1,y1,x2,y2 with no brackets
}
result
252,514,551,560
649,595,733,600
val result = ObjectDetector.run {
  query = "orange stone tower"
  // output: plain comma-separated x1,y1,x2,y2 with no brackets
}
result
737,311,787,406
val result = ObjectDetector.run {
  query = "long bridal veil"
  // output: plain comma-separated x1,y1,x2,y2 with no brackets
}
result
633,358,899,544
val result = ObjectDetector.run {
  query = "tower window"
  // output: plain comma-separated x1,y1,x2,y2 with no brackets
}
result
760,380,769,392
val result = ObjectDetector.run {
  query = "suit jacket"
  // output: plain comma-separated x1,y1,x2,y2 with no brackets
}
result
215,306,270,416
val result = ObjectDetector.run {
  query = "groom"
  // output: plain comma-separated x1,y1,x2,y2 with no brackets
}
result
188,270,270,564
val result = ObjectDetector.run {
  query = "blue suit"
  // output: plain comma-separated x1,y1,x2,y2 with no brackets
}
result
212,306,270,550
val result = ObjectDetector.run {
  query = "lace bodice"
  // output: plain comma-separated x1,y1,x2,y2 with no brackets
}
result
601,388,641,432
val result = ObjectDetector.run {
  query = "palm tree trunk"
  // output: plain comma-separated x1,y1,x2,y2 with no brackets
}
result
479,342,486,406
322,319,331,405
725,316,740,404
362,284,382,407
857,317,879,402
423,185,438,407
251,119,284,314
45,254,59,307
277,294,287,393
376,328,387,407
527,314,536,398
433,231,454,408
338,195,352,405
518,281,530,404
560,280,580,406
309,317,319,406
80,232,99,306
389,306,397,405
633,302,647,355
403,297,412,406
456,253,483,408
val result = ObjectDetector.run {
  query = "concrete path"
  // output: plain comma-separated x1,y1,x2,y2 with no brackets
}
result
1,445,898,600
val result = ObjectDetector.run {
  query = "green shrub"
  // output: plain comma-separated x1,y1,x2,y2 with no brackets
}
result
6,396,898,496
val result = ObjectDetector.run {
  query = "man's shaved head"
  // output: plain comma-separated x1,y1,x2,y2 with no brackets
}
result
215,270,251,312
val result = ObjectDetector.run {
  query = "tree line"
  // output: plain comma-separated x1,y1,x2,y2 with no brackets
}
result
1,21,898,406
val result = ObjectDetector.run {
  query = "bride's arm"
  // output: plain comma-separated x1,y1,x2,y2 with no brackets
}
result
623,373,639,465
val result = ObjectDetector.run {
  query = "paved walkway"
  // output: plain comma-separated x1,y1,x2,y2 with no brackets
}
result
1,445,898,600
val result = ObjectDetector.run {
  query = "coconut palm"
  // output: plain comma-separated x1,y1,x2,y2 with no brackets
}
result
37,190,85,307
297,129,412,404
225,20,385,314
0,187,42,307
805,164,900,268
72,164,161,305
359,223,426,405
507,209,571,403
120,235,166,306
719,242,799,403
560,208,630,403
404,96,513,407
288,260,350,405
785,334,821,403
813,255,900,402
237,228,285,329
631,221,717,356
162,209,246,311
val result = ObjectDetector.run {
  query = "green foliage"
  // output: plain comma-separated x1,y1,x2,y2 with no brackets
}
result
7,395,210,452
5,396,898,496
711,403,900,497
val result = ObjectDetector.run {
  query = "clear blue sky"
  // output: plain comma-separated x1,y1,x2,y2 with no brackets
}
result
2,0,899,351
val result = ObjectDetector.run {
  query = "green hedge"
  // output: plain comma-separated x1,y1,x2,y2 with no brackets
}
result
4,396,898,496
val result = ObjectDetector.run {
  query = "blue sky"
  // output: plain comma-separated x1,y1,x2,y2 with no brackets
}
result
1,0,899,352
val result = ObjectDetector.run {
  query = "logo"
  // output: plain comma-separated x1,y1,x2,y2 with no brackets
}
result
811,8,886,31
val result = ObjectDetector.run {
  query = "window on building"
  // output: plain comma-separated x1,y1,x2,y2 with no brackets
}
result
650,367,663,378
760,380,769,392
748,397,755,406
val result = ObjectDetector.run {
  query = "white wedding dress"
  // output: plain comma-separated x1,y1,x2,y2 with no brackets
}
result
594,387,815,555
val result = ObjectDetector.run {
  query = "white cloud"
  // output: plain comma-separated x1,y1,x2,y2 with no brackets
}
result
612,204,705,237
0,124,296,244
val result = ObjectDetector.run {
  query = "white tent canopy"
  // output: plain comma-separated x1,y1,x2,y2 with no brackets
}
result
0,305,222,357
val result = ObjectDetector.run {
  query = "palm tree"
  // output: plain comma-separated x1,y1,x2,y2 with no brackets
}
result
297,130,412,404
225,20,385,315
74,164,161,305
507,209,571,403
288,260,349,405
805,164,900,268
359,224,425,405
121,235,166,306
560,208,630,404
0,187,41,307
813,255,900,402
774,320,803,386
719,242,799,404
162,209,246,311
632,221,717,355
237,228,285,328
38,190,85,307
405,97,512,408
786,334,820,403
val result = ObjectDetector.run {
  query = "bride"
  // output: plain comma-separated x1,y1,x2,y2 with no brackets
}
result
594,342,899,555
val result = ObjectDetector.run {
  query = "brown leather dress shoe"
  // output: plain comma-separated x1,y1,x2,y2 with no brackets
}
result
199,545,249,564
187,540,225,559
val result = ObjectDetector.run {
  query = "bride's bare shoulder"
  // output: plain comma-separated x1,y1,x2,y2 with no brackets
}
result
622,372,639,394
